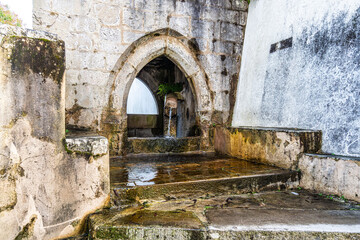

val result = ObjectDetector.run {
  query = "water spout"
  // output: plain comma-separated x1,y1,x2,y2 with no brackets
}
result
167,107,172,137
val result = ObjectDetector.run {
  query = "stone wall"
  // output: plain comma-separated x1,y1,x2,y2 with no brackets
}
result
33,0,248,135
232,0,360,157
299,154,360,202
0,25,109,239
215,127,321,170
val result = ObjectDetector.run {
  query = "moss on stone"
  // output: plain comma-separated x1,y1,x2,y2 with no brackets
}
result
14,215,37,240
7,36,65,85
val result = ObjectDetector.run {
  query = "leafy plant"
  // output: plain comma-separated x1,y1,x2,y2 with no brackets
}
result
157,83,183,98
0,4,22,27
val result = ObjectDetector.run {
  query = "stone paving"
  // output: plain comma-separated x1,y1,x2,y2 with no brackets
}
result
90,189,360,239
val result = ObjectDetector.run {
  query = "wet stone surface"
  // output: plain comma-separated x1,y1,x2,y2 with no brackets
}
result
90,190,360,239
110,153,287,187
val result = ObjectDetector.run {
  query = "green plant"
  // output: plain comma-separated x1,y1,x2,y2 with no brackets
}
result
157,83,183,98
0,4,22,27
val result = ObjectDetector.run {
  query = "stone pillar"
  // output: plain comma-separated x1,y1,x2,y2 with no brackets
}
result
0,25,109,240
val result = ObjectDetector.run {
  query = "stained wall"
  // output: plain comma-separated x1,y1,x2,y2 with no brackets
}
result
33,0,248,131
232,0,360,156
0,25,109,240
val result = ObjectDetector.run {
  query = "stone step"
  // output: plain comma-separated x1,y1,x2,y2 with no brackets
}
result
89,190,360,239
126,137,201,154
110,153,298,206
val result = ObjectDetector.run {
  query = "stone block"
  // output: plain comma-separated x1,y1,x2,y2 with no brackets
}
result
33,10,58,29
66,49,82,69
33,0,52,11
191,19,216,40
200,6,221,21
81,52,106,70
143,11,168,32
231,0,248,11
212,40,235,55
169,16,191,37
239,11,247,26
96,39,126,54
220,21,243,42
75,33,93,51
175,1,201,18
94,3,121,26
194,38,209,52
215,127,322,170
78,70,109,86
122,8,144,31
100,27,122,42
105,54,121,71
122,31,145,44
77,108,104,130
65,135,108,156
70,16,98,33
52,0,91,16
220,9,240,24
299,154,360,202
135,0,175,13
74,84,108,108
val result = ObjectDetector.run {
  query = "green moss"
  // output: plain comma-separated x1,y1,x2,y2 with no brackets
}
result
96,227,129,239
7,36,65,85
14,216,37,240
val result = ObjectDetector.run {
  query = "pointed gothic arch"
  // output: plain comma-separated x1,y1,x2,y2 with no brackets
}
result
102,28,213,154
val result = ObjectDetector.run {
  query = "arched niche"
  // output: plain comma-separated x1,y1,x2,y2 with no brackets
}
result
102,28,213,154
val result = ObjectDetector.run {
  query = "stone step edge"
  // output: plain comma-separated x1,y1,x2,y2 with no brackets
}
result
111,171,299,206
92,224,360,240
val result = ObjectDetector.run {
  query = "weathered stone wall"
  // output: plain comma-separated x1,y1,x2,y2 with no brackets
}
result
0,25,109,239
299,154,360,202
232,0,360,157
214,127,321,170
33,0,248,132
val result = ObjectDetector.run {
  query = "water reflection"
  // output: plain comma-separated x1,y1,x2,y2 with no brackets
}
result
127,164,157,186
110,155,284,188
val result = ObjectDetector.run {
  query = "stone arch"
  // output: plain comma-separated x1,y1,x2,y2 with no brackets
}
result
102,28,213,154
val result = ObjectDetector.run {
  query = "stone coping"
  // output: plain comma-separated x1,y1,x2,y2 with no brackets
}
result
229,126,320,133
305,153,360,162
65,135,108,156
0,24,58,42
128,136,201,140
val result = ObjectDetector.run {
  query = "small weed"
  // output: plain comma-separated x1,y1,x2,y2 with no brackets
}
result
326,195,334,200
204,205,213,210
340,195,347,201
297,187,302,190
142,201,150,208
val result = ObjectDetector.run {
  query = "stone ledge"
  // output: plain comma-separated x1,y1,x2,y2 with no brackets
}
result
65,135,108,156
0,24,58,43
215,126,322,170
126,137,201,154
228,126,320,133
299,153,360,202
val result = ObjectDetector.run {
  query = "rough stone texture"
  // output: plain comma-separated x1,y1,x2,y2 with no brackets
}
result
33,0,248,153
299,153,360,202
0,26,109,240
90,190,360,239
126,137,201,154
65,135,108,156
232,0,360,157
214,127,322,170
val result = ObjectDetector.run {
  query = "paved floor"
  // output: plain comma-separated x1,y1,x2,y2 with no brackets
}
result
90,190,360,239
110,153,290,187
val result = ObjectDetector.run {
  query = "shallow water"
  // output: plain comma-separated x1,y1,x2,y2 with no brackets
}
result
110,154,284,187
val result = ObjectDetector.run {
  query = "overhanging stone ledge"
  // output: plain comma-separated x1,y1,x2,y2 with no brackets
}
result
65,135,108,156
